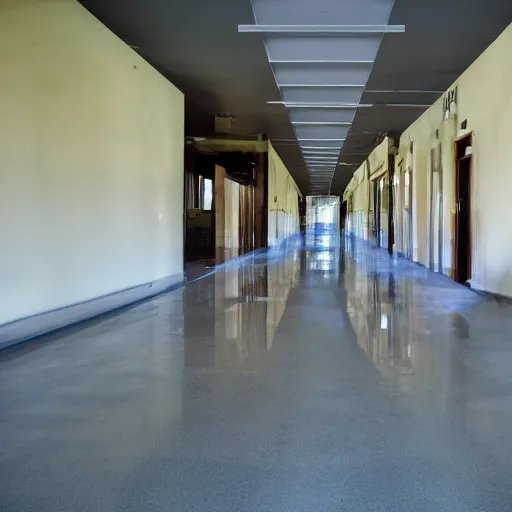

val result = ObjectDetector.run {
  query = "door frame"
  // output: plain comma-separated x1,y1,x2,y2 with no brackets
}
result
454,132,473,283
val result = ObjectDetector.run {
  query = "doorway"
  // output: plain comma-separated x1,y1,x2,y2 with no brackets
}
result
371,175,387,248
454,134,472,284
373,179,381,246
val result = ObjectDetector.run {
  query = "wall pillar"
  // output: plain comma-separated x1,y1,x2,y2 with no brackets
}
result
255,151,268,248
215,165,226,262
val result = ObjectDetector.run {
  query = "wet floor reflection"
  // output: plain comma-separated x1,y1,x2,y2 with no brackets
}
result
5,237,512,510
343,237,488,394
183,249,301,372
343,237,512,471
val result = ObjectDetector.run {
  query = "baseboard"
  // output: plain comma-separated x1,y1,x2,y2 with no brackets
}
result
0,273,184,351
467,286,512,305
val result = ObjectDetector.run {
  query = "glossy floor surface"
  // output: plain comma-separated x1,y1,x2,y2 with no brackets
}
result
2,238,512,511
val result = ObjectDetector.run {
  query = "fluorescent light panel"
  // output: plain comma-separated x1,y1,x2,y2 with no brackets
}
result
305,158,339,162
269,59,374,64
383,103,431,108
302,152,340,156
366,89,443,94
304,158,338,165
268,101,370,108
238,24,406,33
293,121,352,126
279,84,366,88
301,146,343,150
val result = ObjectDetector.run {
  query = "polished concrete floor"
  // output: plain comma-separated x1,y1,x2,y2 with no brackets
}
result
2,239,512,511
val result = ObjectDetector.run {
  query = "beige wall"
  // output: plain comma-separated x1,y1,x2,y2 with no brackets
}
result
224,178,240,250
344,137,390,241
0,0,185,324
268,143,302,246
397,23,512,294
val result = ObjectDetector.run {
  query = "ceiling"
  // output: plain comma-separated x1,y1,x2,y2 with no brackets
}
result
79,0,512,195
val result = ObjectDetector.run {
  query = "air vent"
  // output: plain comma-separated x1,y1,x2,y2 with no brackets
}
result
215,114,235,135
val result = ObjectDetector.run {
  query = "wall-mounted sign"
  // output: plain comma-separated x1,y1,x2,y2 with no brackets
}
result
443,86,458,120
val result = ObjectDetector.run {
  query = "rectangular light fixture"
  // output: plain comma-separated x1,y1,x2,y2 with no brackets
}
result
298,138,345,142
302,149,339,152
302,151,340,156
238,24,406,33
304,156,338,163
301,146,344,150
279,84,365,88
305,157,339,161
268,101,371,108
269,59,373,64
366,89,444,94
382,103,431,108
293,121,351,126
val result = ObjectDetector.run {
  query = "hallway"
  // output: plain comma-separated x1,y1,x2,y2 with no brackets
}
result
2,240,512,510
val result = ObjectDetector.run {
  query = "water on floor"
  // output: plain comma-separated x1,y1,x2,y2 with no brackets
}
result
2,237,512,511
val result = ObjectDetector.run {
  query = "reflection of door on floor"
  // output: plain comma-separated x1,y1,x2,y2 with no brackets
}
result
454,134,472,284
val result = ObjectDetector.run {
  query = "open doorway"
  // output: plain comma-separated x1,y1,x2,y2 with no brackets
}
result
454,133,472,284
370,175,387,249
372,179,380,246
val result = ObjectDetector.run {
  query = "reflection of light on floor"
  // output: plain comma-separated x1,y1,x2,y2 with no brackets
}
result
317,251,331,261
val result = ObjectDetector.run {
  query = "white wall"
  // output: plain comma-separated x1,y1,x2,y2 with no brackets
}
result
396,23,512,294
268,143,302,246
0,0,185,325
